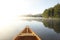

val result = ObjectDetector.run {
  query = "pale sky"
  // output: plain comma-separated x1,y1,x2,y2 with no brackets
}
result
16,0,60,15
0,0,60,27
0,0,60,16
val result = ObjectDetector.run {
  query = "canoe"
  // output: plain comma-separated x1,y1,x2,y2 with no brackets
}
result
14,26,41,40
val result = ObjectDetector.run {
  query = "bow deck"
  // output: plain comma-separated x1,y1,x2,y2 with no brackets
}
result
14,26,41,40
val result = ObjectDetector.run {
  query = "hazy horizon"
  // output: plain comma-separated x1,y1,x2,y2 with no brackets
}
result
16,0,60,15
0,0,60,16
0,0,60,27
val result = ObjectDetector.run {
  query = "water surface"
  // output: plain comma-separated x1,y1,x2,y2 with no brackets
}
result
0,18,60,40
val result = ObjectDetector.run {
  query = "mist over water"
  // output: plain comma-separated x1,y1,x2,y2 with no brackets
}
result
0,17,60,40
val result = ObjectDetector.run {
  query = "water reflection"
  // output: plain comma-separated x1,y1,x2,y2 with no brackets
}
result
0,18,60,40
25,19,60,33
42,20,60,33
24,19,60,40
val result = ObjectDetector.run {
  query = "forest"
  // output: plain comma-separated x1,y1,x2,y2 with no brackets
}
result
42,4,60,18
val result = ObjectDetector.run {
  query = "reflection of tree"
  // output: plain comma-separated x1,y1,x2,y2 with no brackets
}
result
23,19,43,22
42,20,60,33
24,18,60,33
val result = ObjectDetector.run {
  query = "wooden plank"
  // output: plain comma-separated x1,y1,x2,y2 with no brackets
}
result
14,26,41,40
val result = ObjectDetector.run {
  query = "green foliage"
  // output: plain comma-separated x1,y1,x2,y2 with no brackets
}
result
42,3,60,18
42,9,49,18
42,20,60,33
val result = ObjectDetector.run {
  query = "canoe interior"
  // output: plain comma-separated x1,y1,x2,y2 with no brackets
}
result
14,26,41,40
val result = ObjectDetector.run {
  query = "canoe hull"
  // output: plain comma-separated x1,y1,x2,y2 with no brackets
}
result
14,26,41,40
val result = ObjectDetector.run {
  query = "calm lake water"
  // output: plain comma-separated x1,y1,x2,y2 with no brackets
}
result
0,17,60,40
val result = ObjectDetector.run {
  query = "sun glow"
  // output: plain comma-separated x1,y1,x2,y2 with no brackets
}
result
0,0,37,27
0,0,59,27
16,0,32,15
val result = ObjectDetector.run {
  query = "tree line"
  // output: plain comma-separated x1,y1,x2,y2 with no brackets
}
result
42,4,60,18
